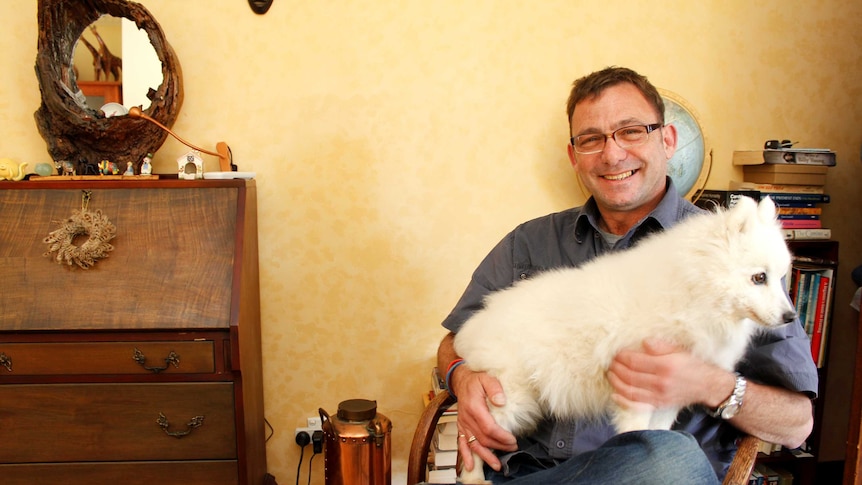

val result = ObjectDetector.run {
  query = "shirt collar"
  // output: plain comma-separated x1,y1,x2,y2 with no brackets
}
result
574,177,682,244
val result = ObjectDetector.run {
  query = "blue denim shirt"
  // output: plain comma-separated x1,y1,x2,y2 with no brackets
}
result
442,178,819,479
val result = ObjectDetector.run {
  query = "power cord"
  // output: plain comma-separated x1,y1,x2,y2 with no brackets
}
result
307,454,316,485
295,431,310,485
264,417,275,443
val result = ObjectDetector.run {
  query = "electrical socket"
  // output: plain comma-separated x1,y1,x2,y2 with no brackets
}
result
294,416,323,442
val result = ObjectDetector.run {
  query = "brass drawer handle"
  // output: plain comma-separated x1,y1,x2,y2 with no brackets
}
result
133,348,179,373
0,352,11,371
157,412,205,438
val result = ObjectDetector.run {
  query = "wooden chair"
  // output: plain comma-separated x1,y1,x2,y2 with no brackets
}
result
407,390,760,485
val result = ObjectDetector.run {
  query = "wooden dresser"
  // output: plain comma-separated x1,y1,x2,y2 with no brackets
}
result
0,179,268,485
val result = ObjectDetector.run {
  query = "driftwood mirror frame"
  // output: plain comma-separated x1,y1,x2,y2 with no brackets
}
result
34,0,182,173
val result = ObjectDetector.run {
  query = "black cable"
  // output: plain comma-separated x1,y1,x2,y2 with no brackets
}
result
295,444,305,485
264,418,274,443
307,453,317,485
295,431,310,485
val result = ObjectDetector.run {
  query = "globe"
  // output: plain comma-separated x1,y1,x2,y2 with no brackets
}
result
662,91,710,200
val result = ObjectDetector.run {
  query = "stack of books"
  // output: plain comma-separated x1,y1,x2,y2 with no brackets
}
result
423,367,459,484
694,186,830,239
729,149,835,240
789,259,836,368
749,463,795,484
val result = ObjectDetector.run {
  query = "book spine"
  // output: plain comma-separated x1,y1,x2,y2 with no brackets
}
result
795,271,810,331
765,193,831,203
789,267,801,306
819,271,836,366
790,228,832,240
694,190,760,210
810,275,829,365
763,150,837,166
730,181,826,194
804,273,820,336
781,219,822,229
775,201,820,208
777,214,820,220
777,207,822,215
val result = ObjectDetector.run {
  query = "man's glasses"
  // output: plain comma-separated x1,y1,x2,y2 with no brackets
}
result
570,123,663,155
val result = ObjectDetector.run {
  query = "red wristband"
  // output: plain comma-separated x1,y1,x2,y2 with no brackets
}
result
446,358,464,376
445,358,466,398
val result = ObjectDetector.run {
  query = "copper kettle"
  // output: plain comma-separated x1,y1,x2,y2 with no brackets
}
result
319,399,392,485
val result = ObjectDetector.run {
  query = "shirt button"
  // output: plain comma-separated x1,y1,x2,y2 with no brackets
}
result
555,440,566,449
519,273,528,280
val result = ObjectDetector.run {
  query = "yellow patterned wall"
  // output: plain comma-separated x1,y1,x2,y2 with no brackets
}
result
2,1,861,483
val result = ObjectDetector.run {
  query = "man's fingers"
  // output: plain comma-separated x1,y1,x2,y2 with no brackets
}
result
611,392,656,412
457,432,503,471
458,434,476,471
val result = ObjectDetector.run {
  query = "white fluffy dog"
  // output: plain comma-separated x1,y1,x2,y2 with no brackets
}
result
454,196,796,483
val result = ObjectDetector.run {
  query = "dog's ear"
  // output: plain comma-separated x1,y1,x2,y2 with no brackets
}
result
757,196,778,223
726,195,758,233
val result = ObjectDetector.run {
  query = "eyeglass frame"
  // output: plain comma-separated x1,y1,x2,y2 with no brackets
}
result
570,123,663,155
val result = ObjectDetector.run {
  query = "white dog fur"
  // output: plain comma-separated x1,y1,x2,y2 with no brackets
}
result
453,196,796,483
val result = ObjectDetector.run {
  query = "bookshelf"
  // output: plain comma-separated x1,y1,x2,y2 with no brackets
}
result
755,240,838,485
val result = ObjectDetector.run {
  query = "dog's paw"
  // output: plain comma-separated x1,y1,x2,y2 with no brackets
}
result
457,472,491,484
458,462,491,485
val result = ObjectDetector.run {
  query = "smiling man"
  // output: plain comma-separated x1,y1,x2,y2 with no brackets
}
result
566,79,675,232
435,66,818,484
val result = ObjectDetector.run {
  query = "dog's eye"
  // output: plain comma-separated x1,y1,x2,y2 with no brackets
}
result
751,272,767,285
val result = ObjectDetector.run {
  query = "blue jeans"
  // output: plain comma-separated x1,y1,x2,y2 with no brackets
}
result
485,430,721,485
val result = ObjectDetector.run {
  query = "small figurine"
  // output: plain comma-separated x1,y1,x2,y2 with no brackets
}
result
56,160,76,176
123,161,135,176
34,162,54,177
177,150,203,180
98,159,119,175
0,158,28,181
140,153,153,175
79,159,100,176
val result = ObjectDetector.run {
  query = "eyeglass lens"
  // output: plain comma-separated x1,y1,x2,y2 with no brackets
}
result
572,124,659,154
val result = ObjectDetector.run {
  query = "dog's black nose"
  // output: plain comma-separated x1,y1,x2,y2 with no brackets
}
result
783,311,797,324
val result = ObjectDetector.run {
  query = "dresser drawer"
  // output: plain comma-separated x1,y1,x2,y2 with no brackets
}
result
0,382,237,463
0,340,215,375
0,461,239,485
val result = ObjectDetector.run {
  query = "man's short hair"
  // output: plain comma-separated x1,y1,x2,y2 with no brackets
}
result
566,66,665,133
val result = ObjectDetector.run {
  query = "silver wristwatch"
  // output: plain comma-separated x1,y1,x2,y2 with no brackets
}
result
708,373,747,420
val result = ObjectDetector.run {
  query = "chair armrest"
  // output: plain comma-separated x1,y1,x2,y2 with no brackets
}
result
722,434,761,485
407,390,458,485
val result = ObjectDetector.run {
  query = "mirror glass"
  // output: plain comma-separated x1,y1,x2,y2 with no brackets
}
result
71,15,162,113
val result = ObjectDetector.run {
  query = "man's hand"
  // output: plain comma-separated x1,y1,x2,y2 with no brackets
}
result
608,338,814,448
607,338,733,410
451,365,518,472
